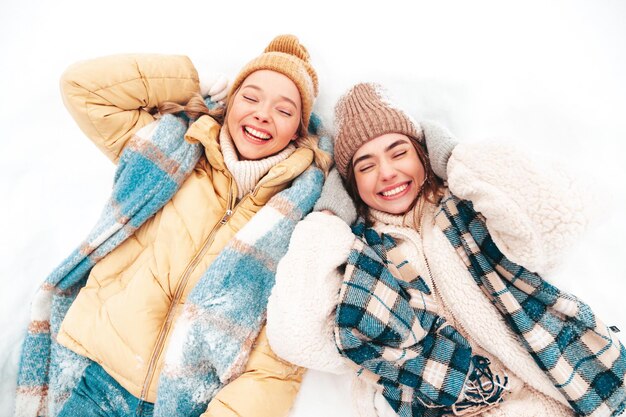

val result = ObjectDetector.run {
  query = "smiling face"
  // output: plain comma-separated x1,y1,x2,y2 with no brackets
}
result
352,133,426,215
226,70,302,160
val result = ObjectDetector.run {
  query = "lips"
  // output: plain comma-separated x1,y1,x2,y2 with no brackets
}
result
378,181,411,199
243,125,272,142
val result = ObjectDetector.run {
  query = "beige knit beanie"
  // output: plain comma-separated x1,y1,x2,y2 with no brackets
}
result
229,34,318,131
334,83,422,178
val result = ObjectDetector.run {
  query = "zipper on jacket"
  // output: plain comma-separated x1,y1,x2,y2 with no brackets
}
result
422,250,483,350
139,177,237,401
416,219,481,348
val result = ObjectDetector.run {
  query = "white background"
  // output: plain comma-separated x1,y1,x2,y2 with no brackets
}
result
1,1,625,416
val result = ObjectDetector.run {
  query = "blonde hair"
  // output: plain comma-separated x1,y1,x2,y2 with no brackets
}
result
295,116,332,177
158,93,225,123
158,89,331,176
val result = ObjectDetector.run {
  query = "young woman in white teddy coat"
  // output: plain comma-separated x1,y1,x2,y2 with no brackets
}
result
266,83,626,417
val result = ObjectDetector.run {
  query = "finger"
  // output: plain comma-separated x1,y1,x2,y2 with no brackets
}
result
208,75,229,96
211,89,228,102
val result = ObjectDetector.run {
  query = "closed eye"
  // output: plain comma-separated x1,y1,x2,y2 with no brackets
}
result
358,164,375,173
392,150,407,158
243,95,258,102
278,109,292,116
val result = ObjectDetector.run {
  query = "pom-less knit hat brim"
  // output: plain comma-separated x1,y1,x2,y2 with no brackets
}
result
229,34,318,131
333,83,422,178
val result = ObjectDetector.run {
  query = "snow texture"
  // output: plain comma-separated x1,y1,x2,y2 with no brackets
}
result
1,1,625,416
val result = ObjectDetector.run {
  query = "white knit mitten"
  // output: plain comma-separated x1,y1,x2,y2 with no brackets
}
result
313,168,357,225
421,120,458,180
200,72,229,102
190,57,229,103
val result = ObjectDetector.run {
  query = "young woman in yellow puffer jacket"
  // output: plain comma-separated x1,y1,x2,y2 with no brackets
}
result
16,34,331,417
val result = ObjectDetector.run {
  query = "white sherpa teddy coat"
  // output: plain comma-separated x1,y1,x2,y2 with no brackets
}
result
267,142,589,417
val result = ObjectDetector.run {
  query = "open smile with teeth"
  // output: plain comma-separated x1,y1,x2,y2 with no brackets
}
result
379,182,410,198
243,126,272,141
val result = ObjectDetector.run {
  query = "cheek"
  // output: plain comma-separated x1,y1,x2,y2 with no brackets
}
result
225,106,240,135
280,116,300,139
404,154,426,181
355,174,373,201
416,163,426,182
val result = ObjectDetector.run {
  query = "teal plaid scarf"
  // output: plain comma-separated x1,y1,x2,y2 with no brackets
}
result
436,191,626,417
336,223,505,417
336,191,626,417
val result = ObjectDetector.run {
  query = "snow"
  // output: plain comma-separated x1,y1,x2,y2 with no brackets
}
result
1,1,625,416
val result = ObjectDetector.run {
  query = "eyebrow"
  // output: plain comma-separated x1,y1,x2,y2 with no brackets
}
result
241,84,299,109
352,139,409,167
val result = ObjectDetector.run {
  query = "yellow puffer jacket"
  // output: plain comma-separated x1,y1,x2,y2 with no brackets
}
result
56,54,309,417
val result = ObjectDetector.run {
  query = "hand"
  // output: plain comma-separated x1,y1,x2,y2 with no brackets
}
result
421,120,458,180
199,73,229,103
313,168,357,225
190,57,230,103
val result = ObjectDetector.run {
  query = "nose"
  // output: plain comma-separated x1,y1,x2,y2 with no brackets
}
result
378,159,397,181
253,103,271,123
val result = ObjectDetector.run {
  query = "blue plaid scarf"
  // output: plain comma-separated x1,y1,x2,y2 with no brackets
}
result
15,106,327,417
336,191,626,417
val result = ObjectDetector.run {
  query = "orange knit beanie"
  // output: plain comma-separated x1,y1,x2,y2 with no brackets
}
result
229,34,318,131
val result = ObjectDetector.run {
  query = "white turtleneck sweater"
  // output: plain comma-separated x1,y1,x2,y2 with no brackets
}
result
219,128,296,200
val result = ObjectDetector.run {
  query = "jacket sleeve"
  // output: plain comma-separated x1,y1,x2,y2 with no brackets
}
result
267,212,355,375
446,142,588,275
201,326,305,417
60,54,200,162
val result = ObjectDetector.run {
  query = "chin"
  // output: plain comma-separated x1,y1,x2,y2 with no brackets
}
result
376,199,414,215
238,149,257,160
385,206,411,215
233,141,265,160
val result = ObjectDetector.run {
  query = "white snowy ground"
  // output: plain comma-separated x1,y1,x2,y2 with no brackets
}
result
1,1,625,416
